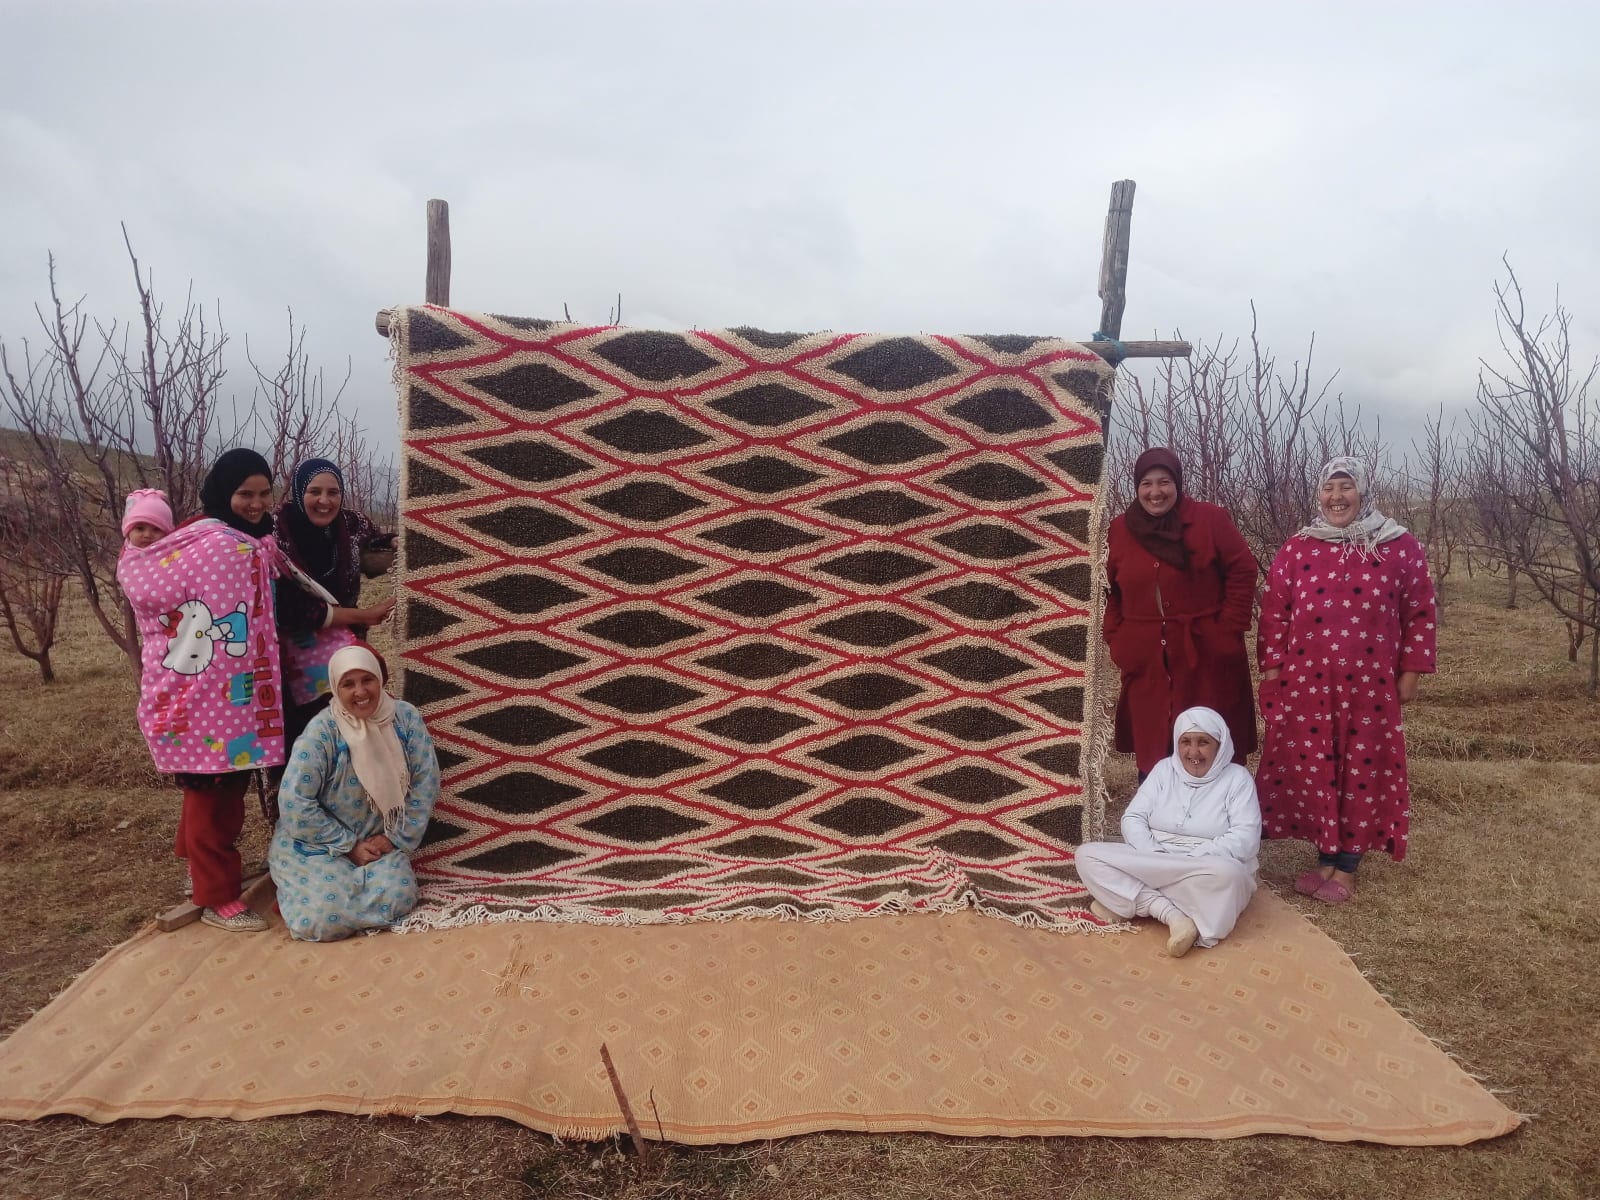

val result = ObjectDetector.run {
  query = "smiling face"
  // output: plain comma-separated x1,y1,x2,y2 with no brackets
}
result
336,668,382,718
230,474,274,526
1176,730,1219,778
1136,468,1178,517
1319,472,1361,528
301,471,343,528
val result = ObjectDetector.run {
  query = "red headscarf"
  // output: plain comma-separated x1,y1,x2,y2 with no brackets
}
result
1122,447,1189,570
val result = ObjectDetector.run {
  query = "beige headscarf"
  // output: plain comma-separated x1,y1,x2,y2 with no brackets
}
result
328,645,409,834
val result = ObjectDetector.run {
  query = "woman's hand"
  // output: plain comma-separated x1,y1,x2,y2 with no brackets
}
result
360,597,396,626
1262,668,1281,683
348,834,394,866
1397,670,1420,704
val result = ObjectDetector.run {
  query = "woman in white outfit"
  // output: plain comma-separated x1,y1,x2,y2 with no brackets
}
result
1076,706,1261,958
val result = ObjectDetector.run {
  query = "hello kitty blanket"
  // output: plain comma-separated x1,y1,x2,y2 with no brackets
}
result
117,518,289,775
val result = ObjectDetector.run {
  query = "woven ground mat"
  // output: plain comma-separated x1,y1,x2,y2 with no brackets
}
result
0,882,1519,1145
391,308,1117,929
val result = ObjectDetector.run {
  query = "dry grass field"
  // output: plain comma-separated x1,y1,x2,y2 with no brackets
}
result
1,572,1596,1199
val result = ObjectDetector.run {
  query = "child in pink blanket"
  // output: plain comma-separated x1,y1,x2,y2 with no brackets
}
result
120,488,174,550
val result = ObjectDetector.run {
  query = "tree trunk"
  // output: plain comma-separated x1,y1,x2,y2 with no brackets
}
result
1506,567,1520,609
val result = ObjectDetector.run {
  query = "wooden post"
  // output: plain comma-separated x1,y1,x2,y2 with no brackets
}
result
1097,179,1135,339
426,198,451,307
599,1042,653,1165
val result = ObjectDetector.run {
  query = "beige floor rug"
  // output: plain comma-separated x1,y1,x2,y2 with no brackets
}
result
0,882,1518,1145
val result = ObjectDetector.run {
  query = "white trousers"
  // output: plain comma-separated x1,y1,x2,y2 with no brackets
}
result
1076,842,1257,947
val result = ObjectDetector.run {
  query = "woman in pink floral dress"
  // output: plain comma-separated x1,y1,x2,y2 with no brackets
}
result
1255,457,1437,905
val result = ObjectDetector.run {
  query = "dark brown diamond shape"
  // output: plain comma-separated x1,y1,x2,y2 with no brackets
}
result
578,675,705,714
1022,743,1081,777
972,334,1043,354
468,362,598,413
580,740,707,779
1025,686,1085,721
701,455,823,495
408,310,473,353
925,582,1038,621
1037,508,1092,543
579,610,703,649
405,528,468,570
1022,805,1083,843
713,834,818,859
461,705,586,746
696,706,815,745
699,517,821,554
591,331,719,382
699,579,816,617
700,769,813,810
810,610,929,648
819,421,948,466
584,481,707,522
1031,625,1088,662
407,457,470,498
826,337,959,392
934,524,1044,560
1034,563,1093,600
916,766,1027,804
456,839,580,873
578,803,709,841
929,830,1023,859
586,410,712,454
808,672,924,711
403,669,467,708
815,490,942,527
408,385,474,431
581,547,706,585
466,441,592,483
465,574,588,615
915,706,1028,743
809,796,922,837
458,640,586,679
695,643,818,679
406,599,459,640
936,462,1048,501
816,550,935,586
578,858,702,882
947,387,1054,435
807,734,920,771
459,771,587,815
1043,443,1104,485
462,505,588,549
919,646,1033,683
706,382,830,427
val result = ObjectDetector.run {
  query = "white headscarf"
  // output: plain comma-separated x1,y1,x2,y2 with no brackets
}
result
328,645,409,834
1298,456,1408,555
1168,706,1234,789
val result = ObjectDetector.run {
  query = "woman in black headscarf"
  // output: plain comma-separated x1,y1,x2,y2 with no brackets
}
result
198,448,276,537
273,457,396,748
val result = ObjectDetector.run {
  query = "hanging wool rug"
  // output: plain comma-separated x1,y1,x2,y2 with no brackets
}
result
390,307,1115,929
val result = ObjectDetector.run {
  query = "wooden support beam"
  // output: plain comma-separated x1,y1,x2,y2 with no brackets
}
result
1098,179,1135,341
156,868,269,932
426,198,451,306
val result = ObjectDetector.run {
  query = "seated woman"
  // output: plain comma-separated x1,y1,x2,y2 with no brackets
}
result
1075,707,1260,958
269,645,440,941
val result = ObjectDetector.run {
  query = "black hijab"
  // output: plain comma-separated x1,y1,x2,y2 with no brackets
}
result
200,448,274,537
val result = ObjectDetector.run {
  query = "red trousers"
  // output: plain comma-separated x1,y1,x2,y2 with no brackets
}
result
173,773,250,908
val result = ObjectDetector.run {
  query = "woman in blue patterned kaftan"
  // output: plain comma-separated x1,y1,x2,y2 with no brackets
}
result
269,645,440,941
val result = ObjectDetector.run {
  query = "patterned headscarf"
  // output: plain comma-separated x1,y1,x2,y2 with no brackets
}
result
1299,456,1407,556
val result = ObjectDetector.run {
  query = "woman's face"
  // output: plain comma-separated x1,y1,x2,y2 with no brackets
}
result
231,474,274,525
1137,468,1178,517
1318,473,1361,528
302,471,344,528
336,668,382,718
1176,730,1219,777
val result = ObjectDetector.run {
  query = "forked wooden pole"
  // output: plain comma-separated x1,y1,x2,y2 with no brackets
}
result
1098,179,1135,341
425,198,451,306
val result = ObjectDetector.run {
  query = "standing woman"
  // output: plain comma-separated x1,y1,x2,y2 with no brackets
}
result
1256,456,1437,904
273,458,396,748
1104,448,1258,778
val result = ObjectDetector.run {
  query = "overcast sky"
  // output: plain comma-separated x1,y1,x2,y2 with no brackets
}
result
3,0,1597,457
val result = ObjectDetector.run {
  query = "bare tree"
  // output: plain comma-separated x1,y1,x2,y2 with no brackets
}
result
1381,407,1465,609
0,460,71,682
1469,259,1600,693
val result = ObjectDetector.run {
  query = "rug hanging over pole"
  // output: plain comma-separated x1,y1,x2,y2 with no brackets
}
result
389,308,1115,930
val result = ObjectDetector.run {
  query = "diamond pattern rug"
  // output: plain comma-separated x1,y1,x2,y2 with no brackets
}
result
392,308,1115,928
0,884,1520,1145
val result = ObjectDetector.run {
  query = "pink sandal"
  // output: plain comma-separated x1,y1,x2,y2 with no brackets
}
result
1294,870,1326,896
1312,878,1354,905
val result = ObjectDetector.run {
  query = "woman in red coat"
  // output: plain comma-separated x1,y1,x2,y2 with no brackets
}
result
1104,448,1258,777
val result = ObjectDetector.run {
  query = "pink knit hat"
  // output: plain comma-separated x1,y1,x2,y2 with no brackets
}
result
121,488,174,537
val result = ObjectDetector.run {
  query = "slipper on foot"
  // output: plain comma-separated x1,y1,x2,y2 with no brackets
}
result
1312,878,1354,905
1088,899,1121,924
1294,869,1326,896
1164,914,1200,958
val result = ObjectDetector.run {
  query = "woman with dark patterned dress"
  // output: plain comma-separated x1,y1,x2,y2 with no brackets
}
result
1256,457,1438,904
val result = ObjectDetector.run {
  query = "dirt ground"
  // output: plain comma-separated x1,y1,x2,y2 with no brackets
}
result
1,573,1595,1199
